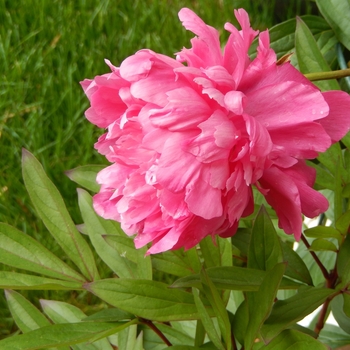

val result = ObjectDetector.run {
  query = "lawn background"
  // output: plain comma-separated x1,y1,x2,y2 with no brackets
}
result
0,0,317,339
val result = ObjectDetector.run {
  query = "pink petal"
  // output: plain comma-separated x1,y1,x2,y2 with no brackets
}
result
319,91,350,142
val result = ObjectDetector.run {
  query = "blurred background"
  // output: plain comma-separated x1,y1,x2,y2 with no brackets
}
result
0,0,318,338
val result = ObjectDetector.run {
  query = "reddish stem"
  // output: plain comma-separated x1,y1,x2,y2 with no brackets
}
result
139,318,172,346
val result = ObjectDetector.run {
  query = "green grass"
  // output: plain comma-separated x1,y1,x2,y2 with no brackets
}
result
0,0,316,339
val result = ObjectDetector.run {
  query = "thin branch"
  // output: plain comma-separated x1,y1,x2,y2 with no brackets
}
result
138,318,172,346
301,234,330,280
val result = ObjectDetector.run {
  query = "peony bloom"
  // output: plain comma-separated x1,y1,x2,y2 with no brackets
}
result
81,8,350,254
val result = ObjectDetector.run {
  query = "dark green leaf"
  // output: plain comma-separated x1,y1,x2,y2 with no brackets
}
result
248,206,283,271
171,266,302,291
261,287,334,341
0,271,83,290
231,228,250,256
306,161,334,191
0,322,122,349
336,211,350,235
337,234,350,284
199,235,232,268
232,300,249,347
83,308,134,322
86,278,211,321
310,238,338,252
295,17,339,91
344,293,350,318
316,0,350,51
192,288,225,350
281,241,313,285
260,329,327,349
245,263,285,349
65,165,104,193
200,269,232,350
22,149,99,281
0,223,85,282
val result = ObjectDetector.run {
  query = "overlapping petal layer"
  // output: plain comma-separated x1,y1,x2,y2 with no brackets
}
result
82,8,350,254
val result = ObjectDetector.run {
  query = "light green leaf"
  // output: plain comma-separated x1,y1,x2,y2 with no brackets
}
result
248,206,283,271
5,290,50,332
261,287,334,341
331,294,350,334
304,226,342,240
0,271,83,290
117,325,140,350
260,329,327,349
281,241,313,285
78,188,151,279
295,17,339,91
192,288,225,350
309,238,338,252
0,223,85,282
316,0,350,51
22,149,99,281
245,263,285,349
0,322,122,349
65,165,104,193
40,299,113,350
86,278,211,321
5,291,66,350
319,323,350,348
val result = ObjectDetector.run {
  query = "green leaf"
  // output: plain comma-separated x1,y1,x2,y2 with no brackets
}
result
86,278,211,322
261,287,334,341
260,329,328,349
40,299,113,350
199,235,232,268
331,294,350,334
309,238,338,252
319,323,350,348
200,269,232,350
232,300,249,347
306,161,334,191
83,308,134,322
171,266,302,291
280,241,313,285
295,17,339,91
249,15,333,60
248,206,283,271
77,188,152,279
245,263,285,349
152,250,199,278
5,290,50,333
0,271,83,290
117,325,142,350
337,234,350,284
0,223,85,282
0,322,122,349
304,226,342,240
336,210,350,235
65,165,104,193
344,293,350,318
22,149,99,281
231,228,251,256
316,0,350,51
192,288,225,350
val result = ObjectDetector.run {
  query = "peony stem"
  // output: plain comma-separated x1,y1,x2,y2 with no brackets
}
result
300,235,329,280
304,68,350,82
139,318,172,346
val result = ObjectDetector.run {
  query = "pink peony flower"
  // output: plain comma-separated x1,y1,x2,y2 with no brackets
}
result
81,8,350,254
